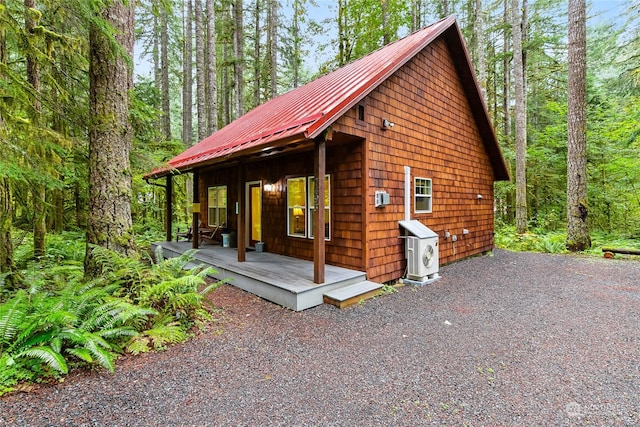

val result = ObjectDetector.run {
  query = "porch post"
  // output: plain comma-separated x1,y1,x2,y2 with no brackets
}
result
313,134,327,284
165,175,173,242
192,170,200,249
237,161,246,262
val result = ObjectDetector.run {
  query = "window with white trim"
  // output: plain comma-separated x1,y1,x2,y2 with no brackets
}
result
287,177,307,237
414,178,432,213
207,186,227,227
286,175,331,240
309,175,331,240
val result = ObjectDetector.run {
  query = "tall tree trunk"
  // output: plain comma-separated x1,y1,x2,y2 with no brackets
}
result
290,0,301,88
161,4,171,140
233,0,244,116
512,0,528,234
475,0,487,102
183,0,194,216
382,0,390,44
85,0,135,277
206,0,218,133
252,0,261,107
502,0,510,141
267,0,278,98
194,0,207,140
566,0,590,250
183,0,193,147
411,0,422,31
153,12,161,102
25,0,46,259
0,0,21,287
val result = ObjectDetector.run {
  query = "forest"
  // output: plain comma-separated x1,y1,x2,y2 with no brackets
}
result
0,0,639,391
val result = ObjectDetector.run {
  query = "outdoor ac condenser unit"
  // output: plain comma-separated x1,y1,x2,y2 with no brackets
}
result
406,235,439,281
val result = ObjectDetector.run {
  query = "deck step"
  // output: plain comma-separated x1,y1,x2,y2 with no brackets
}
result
323,280,383,309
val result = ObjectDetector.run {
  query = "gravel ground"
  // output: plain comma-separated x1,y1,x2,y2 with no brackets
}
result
1,249,640,426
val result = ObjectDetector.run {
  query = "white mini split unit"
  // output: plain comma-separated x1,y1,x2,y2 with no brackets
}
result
399,220,440,285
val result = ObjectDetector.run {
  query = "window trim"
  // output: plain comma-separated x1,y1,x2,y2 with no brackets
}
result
286,175,331,240
286,177,307,238
414,177,432,214
308,175,331,241
207,185,228,227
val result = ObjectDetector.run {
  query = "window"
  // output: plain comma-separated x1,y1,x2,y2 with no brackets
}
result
309,175,331,240
287,177,307,237
207,186,227,227
287,175,331,240
415,178,432,213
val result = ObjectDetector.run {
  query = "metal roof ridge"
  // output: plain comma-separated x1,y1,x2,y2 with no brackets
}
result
305,16,457,139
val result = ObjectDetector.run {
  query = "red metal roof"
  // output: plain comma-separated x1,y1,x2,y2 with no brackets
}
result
151,16,508,180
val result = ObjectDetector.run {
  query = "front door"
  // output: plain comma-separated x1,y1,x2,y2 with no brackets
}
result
247,182,262,247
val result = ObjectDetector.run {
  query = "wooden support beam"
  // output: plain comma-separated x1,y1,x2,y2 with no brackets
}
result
192,170,200,249
165,175,173,242
314,134,327,284
237,162,246,262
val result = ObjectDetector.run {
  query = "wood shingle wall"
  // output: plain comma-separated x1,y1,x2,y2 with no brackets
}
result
333,37,497,283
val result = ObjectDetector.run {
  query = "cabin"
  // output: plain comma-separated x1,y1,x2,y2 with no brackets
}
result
147,16,509,310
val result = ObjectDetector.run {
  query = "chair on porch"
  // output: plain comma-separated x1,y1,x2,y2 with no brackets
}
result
199,225,221,246
176,220,204,242
176,227,193,242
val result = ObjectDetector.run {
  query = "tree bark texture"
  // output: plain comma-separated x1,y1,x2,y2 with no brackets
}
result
475,0,487,102
161,4,171,140
268,0,278,98
25,0,47,259
233,0,244,117
85,0,135,276
182,0,193,148
194,0,207,140
206,0,217,133
566,0,590,251
512,0,528,234
252,0,261,106
0,178,21,287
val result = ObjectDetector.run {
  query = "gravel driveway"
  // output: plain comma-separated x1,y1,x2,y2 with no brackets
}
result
1,249,639,426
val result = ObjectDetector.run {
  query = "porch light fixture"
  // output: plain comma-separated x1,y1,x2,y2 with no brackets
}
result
382,118,395,130
264,183,275,192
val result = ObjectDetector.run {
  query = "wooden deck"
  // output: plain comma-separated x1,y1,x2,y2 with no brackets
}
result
151,241,367,311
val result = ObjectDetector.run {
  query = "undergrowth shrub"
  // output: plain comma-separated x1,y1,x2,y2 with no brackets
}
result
0,241,225,396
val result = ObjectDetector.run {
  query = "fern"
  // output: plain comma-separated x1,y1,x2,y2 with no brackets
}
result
0,292,27,350
14,346,68,374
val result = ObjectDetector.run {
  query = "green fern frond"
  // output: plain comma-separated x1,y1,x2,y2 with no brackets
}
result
16,346,68,374
66,347,93,363
84,340,115,372
125,336,151,355
0,292,27,346
96,326,139,340
143,322,187,350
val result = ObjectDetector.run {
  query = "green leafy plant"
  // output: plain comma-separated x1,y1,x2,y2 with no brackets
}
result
0,242,226,396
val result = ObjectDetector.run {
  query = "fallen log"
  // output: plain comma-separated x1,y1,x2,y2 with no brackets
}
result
602,247,640,256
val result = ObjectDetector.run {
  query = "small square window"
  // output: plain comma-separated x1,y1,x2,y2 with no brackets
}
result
414,178,432,213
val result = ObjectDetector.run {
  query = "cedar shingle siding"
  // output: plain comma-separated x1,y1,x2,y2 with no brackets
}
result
199,37,497,284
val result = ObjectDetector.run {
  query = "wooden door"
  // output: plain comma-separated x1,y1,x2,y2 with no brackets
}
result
248,182,262,247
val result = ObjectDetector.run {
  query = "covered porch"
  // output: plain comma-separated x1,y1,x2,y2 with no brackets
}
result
152,241,374,311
